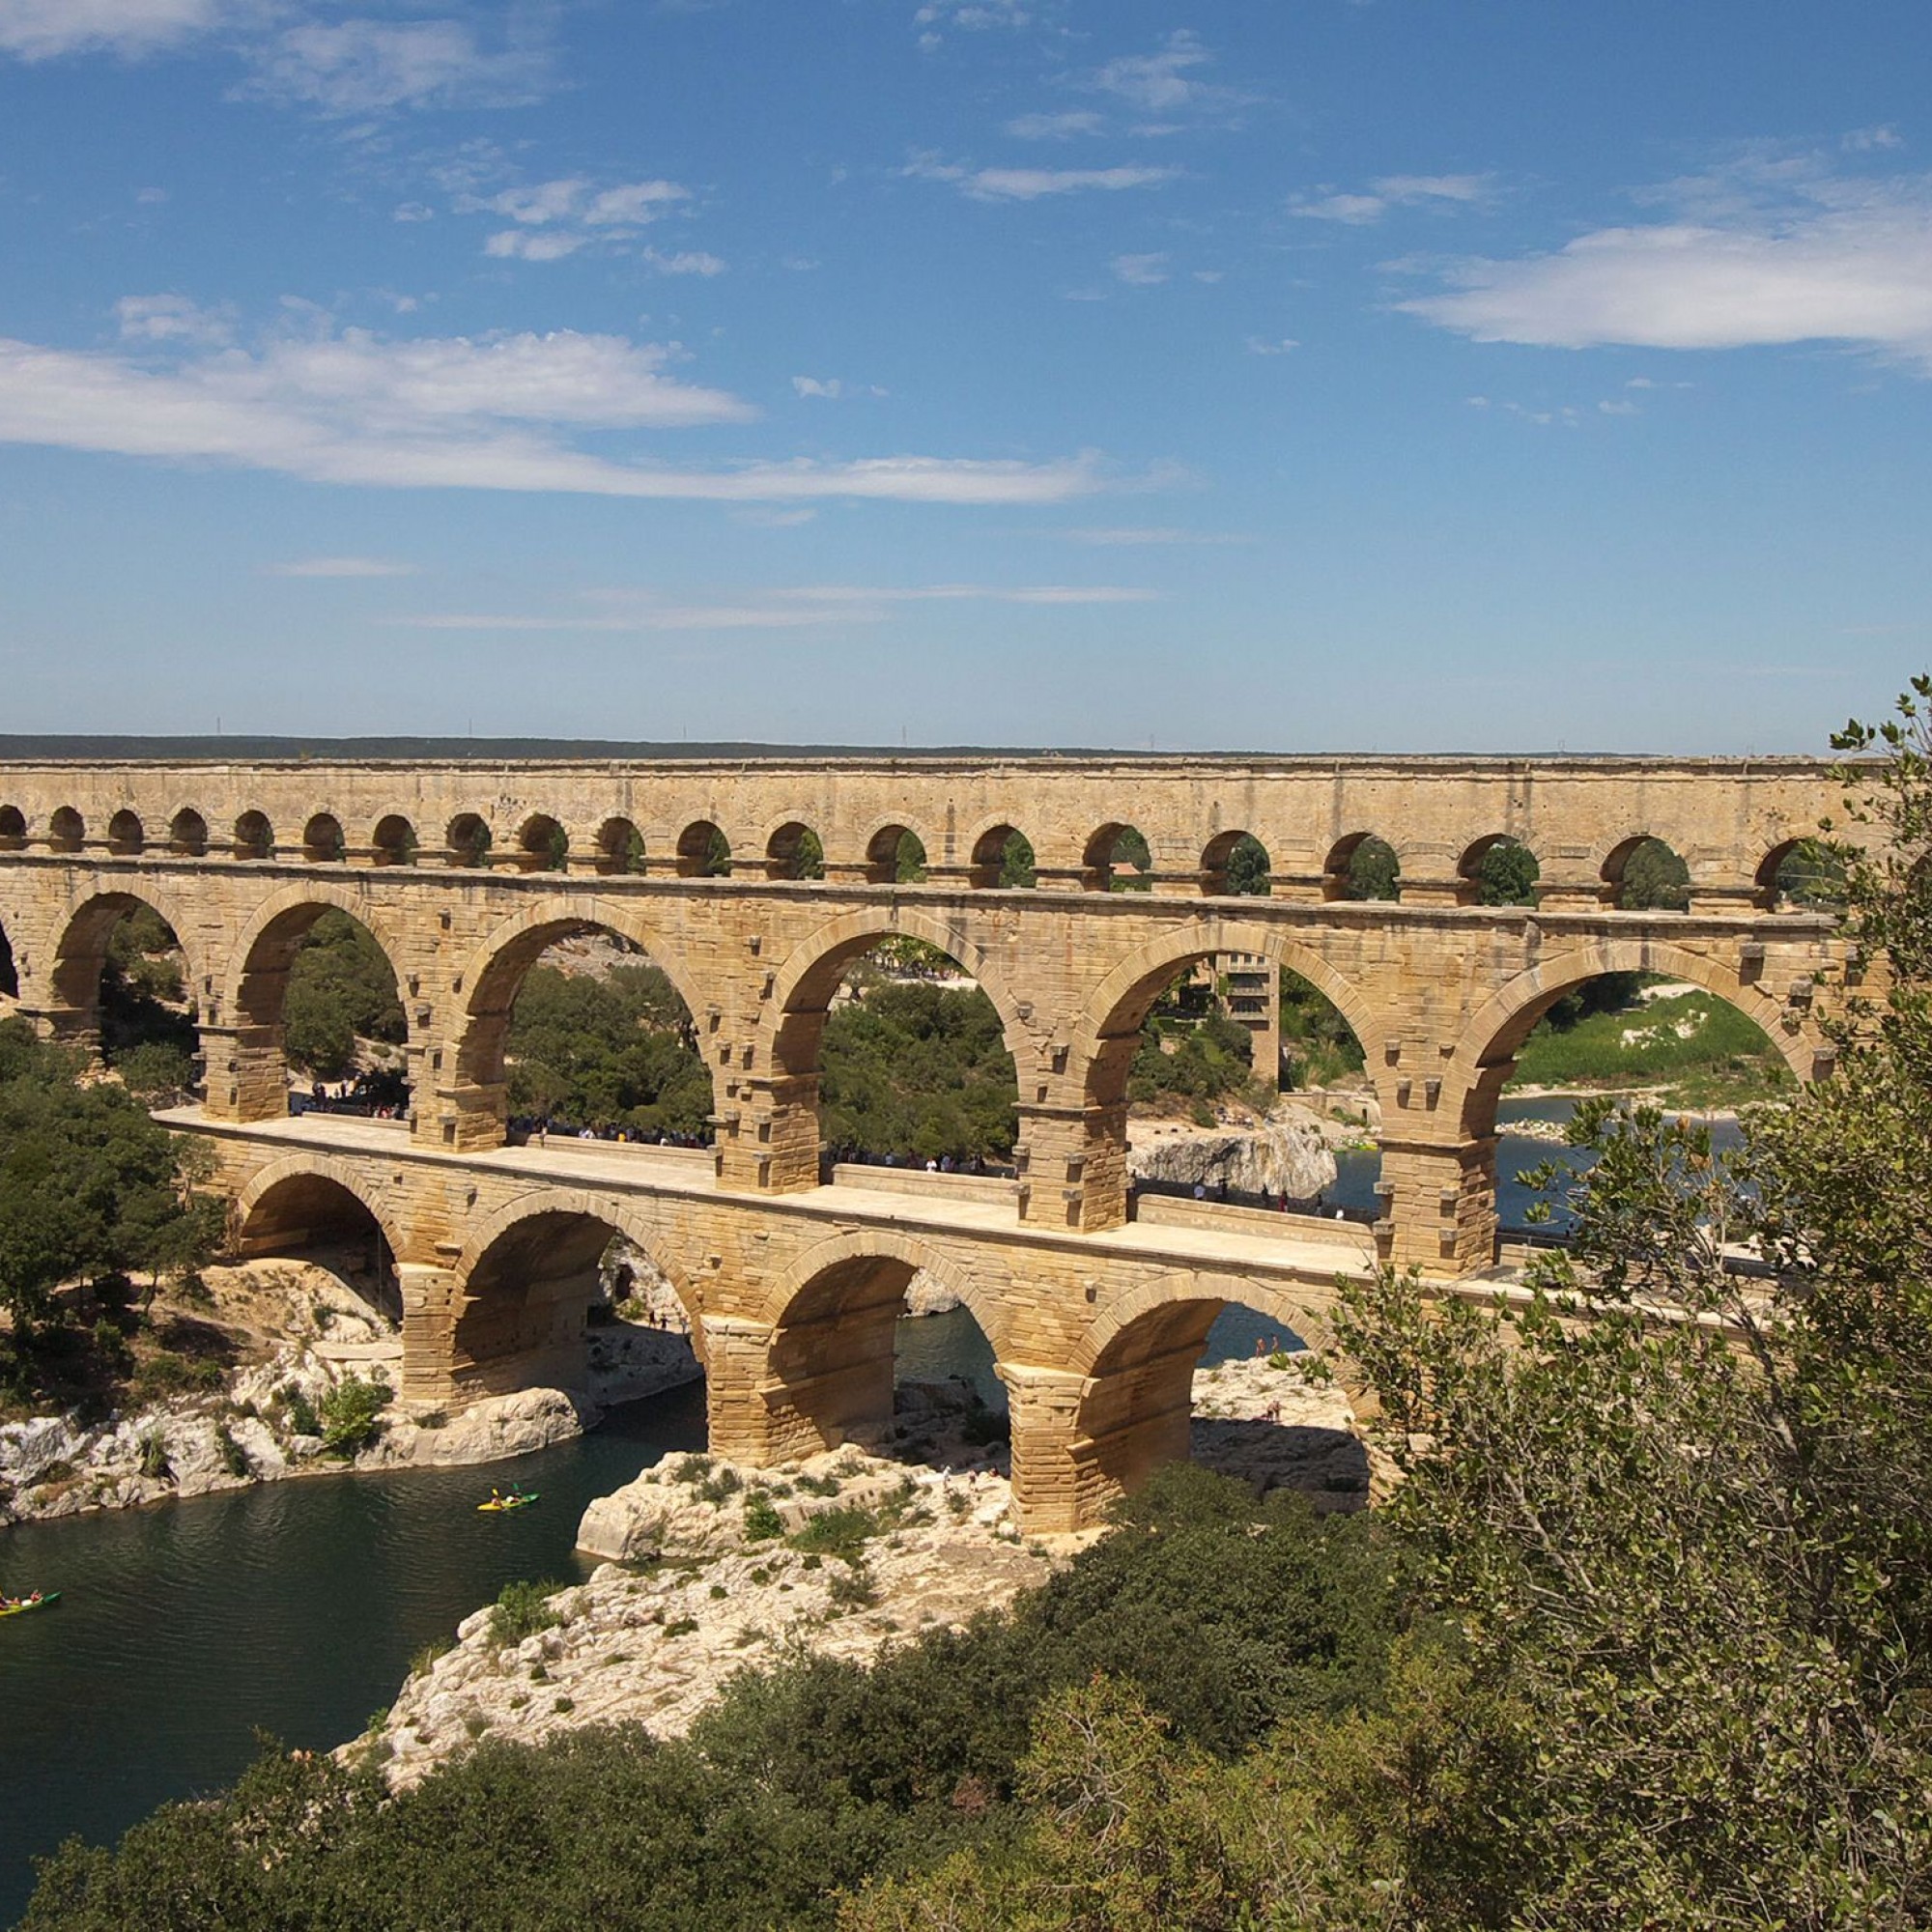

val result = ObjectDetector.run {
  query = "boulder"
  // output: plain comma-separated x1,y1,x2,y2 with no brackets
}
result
1127,1116,1337,1201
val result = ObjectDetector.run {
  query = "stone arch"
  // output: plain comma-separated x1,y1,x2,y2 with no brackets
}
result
232,1153,408,1263
1075,918,1382,1072
0,804,24,852
1200,829,1270,896
967,821,1036,889
450,1190,702,1400
106,809,145,856
513,812,568,872
1756,835,1845,911
301,812,345,864
1446,938,1818,1143
1600,834,1690,911
1073,1269,1328,1378
1082,820,1155,892
48,807,84,854
593,816,646,875
444,811,493,868
1457,832,1540,905
219,884,413,1119
1322,831,1400,901
448,897,712,1144
861,820,926,884
50,883,204,1027
676,818,731,877
762,817,825,881
233,810,274,861
751,1227,1010,1459
370,814,417,866
169,808,209,857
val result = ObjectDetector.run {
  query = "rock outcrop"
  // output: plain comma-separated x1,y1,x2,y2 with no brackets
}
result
1127,1115,1338,1202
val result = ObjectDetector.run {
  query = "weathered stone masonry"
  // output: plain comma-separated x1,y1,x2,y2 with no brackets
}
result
0,753,1848,1526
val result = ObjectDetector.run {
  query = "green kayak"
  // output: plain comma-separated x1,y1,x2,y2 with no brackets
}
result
0,1590,60,1618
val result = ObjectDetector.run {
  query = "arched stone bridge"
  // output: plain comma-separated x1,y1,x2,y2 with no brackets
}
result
0,753,1850,1526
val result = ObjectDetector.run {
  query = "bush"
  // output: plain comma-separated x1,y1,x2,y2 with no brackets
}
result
743,1492,784,1542
790,1505,880,1562
318,1374,389,1455
212,1422,250,1478
137,1431,171,1480
489,1579,565,1647
278,1385,320,1437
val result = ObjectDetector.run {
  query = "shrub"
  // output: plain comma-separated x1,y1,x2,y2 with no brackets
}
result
137,1430,171,1480
490,1579,564,1647
277,1384,320,1436
318,1373,390,1455
410,1637,454,1678
743,1492,784,1542
212,1422,250,1478
790,1505,879,1562
827,1562,879,1611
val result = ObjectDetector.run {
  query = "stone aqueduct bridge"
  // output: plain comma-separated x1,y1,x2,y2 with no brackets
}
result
0,753,1848,1528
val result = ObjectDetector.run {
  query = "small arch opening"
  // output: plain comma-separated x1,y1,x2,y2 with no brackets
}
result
1461,834,1540,905
445,813,493,869
234,1175,400,1323
371,815,418,867
302,813,346,865
233,810,274,862
676,820,731,878
515,814,568,873
48,808,85,855
1202,830,1269,896
169,810,208,858
1084,822,1153,892
970,825,1036,889
866,825,926,884
595,817,646,875
0,806,24,852
766,822,825,881
1322,833,1399,900
106,810,145,857
1758,838,1848,911
1606,836,1690,911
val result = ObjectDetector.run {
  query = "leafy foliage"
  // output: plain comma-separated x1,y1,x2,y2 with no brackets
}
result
1471,837,1539,904
318,1371,390,1454
504,962,711,1137
282,911,407,1081
1617,835,1690,910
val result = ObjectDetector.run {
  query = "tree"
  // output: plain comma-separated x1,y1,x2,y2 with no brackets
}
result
1344,837,1399,901
1224,834,1269,896
282,912,407,1081
1473,838,1538,905
998,831,1037,889
1618,836,1690,909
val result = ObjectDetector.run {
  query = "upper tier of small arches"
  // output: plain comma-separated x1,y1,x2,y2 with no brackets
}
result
0,793,1843,914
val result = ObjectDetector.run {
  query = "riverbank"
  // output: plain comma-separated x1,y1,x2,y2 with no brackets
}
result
1,1260,700,1531
355,1354,1365,1788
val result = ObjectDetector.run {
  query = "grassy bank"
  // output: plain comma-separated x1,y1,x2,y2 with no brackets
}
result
1505,988,1793,1110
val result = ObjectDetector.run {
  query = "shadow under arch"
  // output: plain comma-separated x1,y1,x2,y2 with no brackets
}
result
231,1155,406,1320
1066,1270,1354,1517
220,884,413,1119
450,897,713,1145
751,1227,1011,1462
450,1190,703,1402
1446,938,1821,1146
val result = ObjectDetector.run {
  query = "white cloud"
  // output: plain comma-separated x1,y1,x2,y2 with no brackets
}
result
1401,162,1932,371
793,376,843,399
0,0,235,61
115,292,234,345
1093,31,1216,113
643,247,725,276
1292,173,1494,224
0,326,1113,505
1843,125,1903,153
1597,398,1639,415
1006,110,1102,140
488,178,594,225
485,229,588,262
392,201,436,223
395,580,1154,633
270,555,419,578
583,180,690,226
908,154,1179,201
242,17,551,115
1112,252,1169,286
914,1,1030,48
1245,335,1299,355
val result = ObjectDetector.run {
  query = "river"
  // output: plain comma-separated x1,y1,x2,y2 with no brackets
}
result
0,1106,1745,1922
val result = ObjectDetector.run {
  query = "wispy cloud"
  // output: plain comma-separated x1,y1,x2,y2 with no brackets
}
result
1089,30,1248,127
791,375,887,399
907,154,1179,201
394,580,1156,633
1112,252,1169,286
1401,153,1932,372
0,0,240,61
1006,109,1102,140
115,292,235,346
0,321,1115,505
240,17,554,115
914,1,1031,50
1245,334,1299,355
270,555,419,578
468,174,699,264
643,246,725,276
1292,173,1494,224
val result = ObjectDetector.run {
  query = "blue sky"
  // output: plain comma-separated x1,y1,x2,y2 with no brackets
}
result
0,0,1928,751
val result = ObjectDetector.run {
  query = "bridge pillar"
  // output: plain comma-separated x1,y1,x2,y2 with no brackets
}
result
1000,1363,1095,1532
200,1021,291,1122
716,1071,821,1193
425,1079,509,1151
1377,1133,1499,1273
1015,1094,1130,1232
397,1263,464,1407
699,1316,833,1466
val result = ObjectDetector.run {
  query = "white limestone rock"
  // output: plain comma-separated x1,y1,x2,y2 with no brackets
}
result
1127,1117,1337,1202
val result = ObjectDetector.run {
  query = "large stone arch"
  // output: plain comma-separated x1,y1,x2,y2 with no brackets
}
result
1446,936,1817,1138
233,1151,409,1258
446,895,716,1148
222,880,413,1020
48,882,206,1037
744,1226,1011,1462
1072,1268,1332,1378
448,1187,704,1401
1075,916,1381,1068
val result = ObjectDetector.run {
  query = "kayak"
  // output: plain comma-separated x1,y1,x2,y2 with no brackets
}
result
0,1591,60,1618
478,1492,538,1514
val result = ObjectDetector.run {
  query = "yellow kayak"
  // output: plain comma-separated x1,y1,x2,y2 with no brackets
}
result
477,1492,538,1514
0,1590,60,1618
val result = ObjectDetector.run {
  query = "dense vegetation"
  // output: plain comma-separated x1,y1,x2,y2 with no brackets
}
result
282,911,408,1083
0,1022,222,1413
503,962,711,1139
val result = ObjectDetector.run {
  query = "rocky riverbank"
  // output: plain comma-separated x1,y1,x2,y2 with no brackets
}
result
355,1354,1366,1787
1126,1111,1339,1200
0,1261,700,1529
